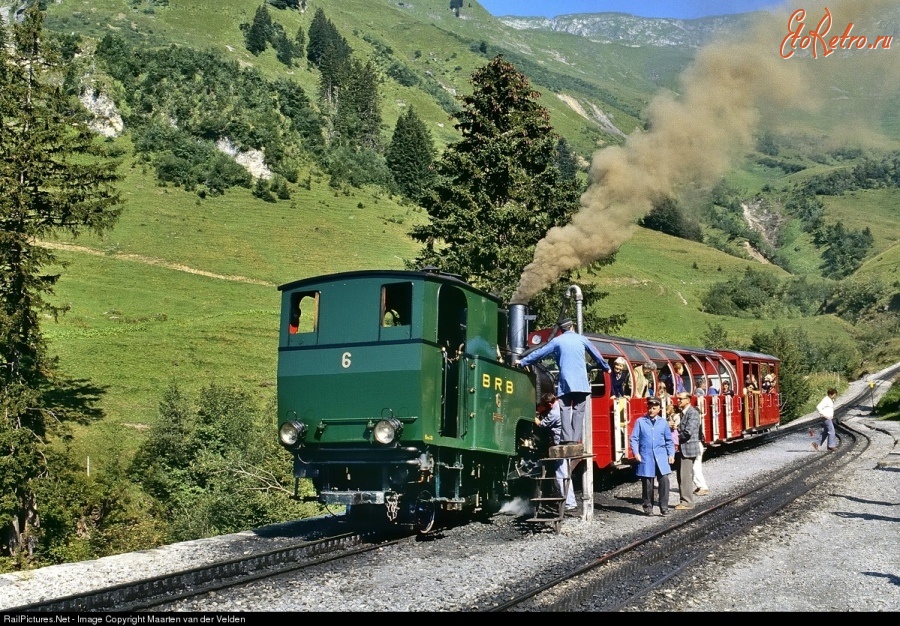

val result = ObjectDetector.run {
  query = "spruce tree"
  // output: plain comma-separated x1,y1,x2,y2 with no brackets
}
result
0,7,122,563
386,107,435,201
307,10,351,108
244,4,273,56
334,58,381,151
293,25,306,59
410,56,620,329
273,25,293,66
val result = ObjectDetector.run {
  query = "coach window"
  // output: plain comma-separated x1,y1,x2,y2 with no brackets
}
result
380,282,412,340
288,291,318,336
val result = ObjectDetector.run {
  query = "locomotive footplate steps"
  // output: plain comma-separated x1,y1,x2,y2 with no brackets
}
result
525,446,594,534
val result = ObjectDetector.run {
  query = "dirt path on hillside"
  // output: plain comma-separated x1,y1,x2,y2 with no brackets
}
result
37,241,275,286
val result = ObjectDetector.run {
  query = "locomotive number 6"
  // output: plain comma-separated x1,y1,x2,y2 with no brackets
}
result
341,352,352,368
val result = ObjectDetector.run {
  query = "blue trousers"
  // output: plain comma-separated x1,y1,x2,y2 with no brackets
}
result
819,418,836,449
559,392,589,443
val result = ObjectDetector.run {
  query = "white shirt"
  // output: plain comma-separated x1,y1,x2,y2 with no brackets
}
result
816,395,835,419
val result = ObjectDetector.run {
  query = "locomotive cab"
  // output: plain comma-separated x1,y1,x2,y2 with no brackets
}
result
276,269,536,531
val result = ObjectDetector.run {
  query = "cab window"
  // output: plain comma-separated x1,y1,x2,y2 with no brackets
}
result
380,282,413,340
288,291,318,334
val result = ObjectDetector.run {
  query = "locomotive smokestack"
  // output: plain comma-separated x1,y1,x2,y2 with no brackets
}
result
567,285,584,334
509,303,527,361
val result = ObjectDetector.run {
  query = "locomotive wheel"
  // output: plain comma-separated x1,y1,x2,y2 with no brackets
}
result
414,491,436,534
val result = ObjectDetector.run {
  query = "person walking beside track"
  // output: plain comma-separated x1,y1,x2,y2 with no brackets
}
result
675,392,702,510
812,388,838,451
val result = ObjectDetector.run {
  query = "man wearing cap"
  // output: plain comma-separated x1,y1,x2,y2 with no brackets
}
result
516,318,611,444
629,397,675,516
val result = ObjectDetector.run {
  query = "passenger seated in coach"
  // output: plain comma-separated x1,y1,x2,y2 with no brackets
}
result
694,378,709,396
762,373,776,394
721,380,735,396
645,362,658,397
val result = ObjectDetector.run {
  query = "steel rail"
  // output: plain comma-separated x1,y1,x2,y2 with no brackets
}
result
14,529,411,612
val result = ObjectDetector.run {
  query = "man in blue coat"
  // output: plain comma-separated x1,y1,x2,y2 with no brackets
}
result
629,397,675,516
517,318,611,444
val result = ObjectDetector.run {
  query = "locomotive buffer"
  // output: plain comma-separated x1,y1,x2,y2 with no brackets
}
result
526,443,593,533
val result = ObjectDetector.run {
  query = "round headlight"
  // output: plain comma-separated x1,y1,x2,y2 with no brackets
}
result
279,420,306,446
373,418,401,445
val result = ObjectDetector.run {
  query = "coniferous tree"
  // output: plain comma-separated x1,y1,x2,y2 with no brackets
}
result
0,7,122,563
306,8,349,67
334,58,381,151
307,10,351,109
244,4,273,56
410,55,621,330
386,107,435,201
293,25,306,59
272,25,293,66
554,137,579,182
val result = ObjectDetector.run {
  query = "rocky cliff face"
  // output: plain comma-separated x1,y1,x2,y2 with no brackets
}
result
498,12,757,48
79,90,124,138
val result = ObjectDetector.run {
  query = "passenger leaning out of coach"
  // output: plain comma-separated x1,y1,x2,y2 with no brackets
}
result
612,357,632,432
744,373,759,394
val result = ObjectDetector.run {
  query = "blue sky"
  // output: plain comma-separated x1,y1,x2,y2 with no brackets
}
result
478,1,785,20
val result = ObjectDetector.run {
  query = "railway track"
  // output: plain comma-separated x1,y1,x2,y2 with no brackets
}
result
14,528,413,612
485,386,873,612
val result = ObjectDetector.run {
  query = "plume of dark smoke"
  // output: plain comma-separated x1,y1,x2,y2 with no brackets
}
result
511,0,897,304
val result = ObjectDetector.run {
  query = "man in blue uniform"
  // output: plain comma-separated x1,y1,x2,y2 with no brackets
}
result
516,318,611,444
629,397,675,515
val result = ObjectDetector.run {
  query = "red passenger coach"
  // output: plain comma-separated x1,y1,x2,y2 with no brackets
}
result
525,329,781,474
715,349,781,434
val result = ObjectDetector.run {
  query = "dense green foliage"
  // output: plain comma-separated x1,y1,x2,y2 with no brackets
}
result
639,196,702,242
875,376,900,421
0,8,122,564
94,35,320,195
129,383,321,542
